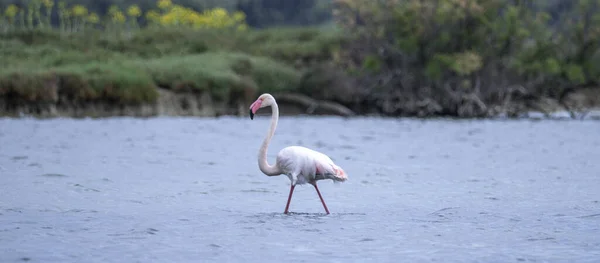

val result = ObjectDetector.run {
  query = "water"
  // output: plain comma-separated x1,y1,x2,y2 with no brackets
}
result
0,116,599,263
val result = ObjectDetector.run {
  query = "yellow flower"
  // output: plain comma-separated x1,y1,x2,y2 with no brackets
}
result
4,4,18,18
233,11,246,22
148,5,249,30
159,12,176,25
71,5,88,17
158,0,172,10
112,11,126,23
87,13,99,24
211,7,228,17
127,5,141,17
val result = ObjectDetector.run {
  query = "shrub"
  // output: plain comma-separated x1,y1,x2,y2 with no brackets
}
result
332,0,600,116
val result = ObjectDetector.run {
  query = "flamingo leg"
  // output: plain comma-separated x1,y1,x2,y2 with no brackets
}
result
311,182,330,214
283,184,295,214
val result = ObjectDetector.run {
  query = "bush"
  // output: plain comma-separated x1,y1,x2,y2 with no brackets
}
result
332,0,600,117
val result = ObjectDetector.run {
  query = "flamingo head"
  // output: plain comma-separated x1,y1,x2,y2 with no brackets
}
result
249,93,274,120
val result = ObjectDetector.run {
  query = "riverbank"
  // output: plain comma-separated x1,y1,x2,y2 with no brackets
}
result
2,87,600,120
1,27,599,120
0,26,343,117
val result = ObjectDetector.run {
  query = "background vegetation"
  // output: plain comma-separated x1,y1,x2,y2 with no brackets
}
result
0,0,334,28
0,0,598,117
0,0,343,110
331,0,600,117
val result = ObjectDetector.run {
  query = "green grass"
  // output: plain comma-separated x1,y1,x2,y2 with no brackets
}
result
233,26,346,62
131,52,300,100
0,26,344,105
53,62,158,104
0,61,157,104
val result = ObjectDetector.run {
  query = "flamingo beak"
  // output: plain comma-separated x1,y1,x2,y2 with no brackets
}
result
249,99,262,120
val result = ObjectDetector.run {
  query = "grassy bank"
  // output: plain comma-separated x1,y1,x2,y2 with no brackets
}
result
0,26,345,110
3,0,597,119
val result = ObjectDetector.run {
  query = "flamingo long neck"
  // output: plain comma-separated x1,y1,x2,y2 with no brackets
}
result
258,100,281,176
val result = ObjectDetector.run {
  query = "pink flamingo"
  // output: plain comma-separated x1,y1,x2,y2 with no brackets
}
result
249,93,348,214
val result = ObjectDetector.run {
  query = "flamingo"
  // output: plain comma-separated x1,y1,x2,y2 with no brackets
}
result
249,93,348,215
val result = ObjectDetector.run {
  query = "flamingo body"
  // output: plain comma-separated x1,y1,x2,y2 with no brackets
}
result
276,145,347,186
249,93,348,214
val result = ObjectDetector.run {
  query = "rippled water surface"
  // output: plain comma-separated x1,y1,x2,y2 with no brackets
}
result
1,116,599,262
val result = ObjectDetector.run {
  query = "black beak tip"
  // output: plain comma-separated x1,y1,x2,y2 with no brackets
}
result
249,109,254,120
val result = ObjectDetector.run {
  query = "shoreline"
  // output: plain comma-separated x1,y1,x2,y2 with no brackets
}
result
2,112,599,122
2,27,598,122
2,88,599,121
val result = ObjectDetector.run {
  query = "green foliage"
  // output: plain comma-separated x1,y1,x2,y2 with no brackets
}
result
55,62,158,104
425,58,444,80
544,58,562,75
130,52,300,99
362,55,381,72
564,64,586,84
233,26,346,63
333,0,600,102
134,53,248,94
0,25,328,104
0,71,57,102
436,52,483,76
243,54,302,93
0,61,158,104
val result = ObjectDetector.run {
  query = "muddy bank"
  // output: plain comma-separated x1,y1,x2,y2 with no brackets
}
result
0,87,356,118
296,66,600,120
0,85,599,119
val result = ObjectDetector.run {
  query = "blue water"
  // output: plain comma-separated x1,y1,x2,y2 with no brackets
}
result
1,116,599,262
